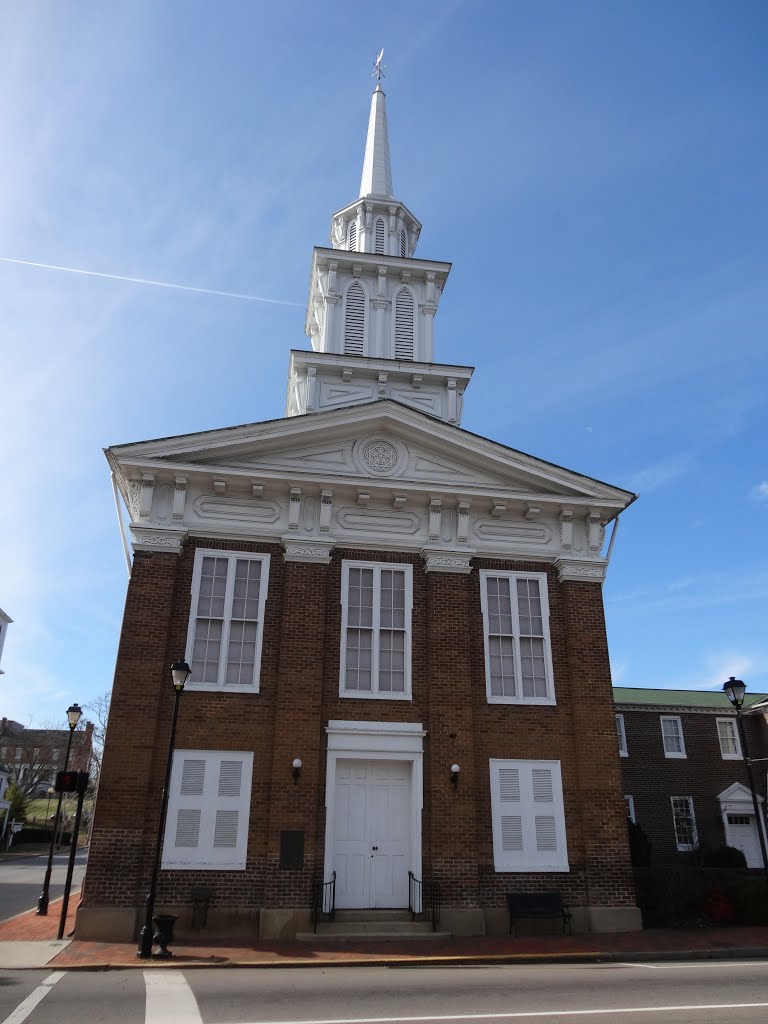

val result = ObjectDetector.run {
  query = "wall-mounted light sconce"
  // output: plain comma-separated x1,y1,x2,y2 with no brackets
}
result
292,758,302,784
450,763,460,789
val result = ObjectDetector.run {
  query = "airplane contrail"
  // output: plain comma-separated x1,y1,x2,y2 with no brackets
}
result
0,256,303,306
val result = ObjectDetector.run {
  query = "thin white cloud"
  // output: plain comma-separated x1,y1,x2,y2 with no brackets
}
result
628,454,694,492
0,257,302,307
753,481,768,501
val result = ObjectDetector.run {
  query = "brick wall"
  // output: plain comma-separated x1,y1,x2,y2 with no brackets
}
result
85,542,636,919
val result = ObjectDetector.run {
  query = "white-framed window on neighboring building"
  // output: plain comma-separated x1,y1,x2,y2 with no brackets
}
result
716,717,742,760
340,561,413,700
489,759,569,872
671,795,697,851
185,550,270,693
625,794,636,823
661,715,686,758
479,571,555,705
162,750,253,869
616,713,628,756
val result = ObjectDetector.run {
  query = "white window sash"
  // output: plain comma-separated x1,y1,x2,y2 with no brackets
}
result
185,550,270,692
162,749,253,870
339,560,413,700
489,758,569,872
661,715,687,758
616,714,628,756
671,795,697,851
480,570,555,705
716,717,742,760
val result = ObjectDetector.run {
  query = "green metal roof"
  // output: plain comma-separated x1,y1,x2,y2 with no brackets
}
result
613,687,768,709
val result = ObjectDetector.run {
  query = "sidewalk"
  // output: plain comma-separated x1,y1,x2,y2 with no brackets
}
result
2,900,768,970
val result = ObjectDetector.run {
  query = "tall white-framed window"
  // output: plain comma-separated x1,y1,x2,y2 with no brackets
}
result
616,713,628,757
347,220,358,251
343,281,366,355
671,795,697,851
393,286,415,360
625,794,636,823
716,717,742,760
489,759,569,872
479,570,555,705
185,550,270,693
340,561,413,700
162,749,253,869
660,715,686,758
373,216,386,254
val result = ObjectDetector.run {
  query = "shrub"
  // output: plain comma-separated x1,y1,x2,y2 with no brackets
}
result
12,827,71,846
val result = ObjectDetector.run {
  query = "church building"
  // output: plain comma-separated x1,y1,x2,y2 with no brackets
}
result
79,74,641,941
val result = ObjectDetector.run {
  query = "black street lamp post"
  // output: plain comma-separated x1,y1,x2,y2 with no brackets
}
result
722,676,768,881
37,702,82,916
136,660,191,959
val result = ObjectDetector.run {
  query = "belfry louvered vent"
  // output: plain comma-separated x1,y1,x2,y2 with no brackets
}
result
400,228,407,257
347,221,357,251
394,288,415,360
344,283,365,355
374,217,386,254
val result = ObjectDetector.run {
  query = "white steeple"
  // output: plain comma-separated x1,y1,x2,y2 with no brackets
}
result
359,84,393,199
286,61,474,425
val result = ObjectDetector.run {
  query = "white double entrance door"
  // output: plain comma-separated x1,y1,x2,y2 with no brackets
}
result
332,759,411,909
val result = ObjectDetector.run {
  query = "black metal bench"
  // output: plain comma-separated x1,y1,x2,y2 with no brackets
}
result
507,892,572,936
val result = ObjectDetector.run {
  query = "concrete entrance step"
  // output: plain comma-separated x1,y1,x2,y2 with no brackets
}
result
334,909,412,923
296,928,452,942
297,910,450,942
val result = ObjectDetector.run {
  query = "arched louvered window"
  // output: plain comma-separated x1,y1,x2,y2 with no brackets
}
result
344,282,366,355
374,217,386,255
399,228,407,257
394,287,415,360
347,221,358,252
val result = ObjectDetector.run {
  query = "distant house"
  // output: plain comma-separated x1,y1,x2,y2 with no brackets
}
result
0,718,94,798
614,688,768,867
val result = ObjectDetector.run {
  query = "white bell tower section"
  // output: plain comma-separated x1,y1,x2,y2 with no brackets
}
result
287,62,473,425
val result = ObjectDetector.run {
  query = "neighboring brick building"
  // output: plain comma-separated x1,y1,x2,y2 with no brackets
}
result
614,688,768,866
0,718,94,798
79,79,641,942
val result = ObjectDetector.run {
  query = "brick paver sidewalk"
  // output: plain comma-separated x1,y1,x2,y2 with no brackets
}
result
3,901,768,969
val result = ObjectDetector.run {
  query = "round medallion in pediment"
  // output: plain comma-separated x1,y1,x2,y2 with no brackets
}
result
353,437,407,477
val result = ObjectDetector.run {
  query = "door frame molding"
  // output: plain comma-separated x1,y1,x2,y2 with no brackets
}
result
718,782,768,867
324,720,425,904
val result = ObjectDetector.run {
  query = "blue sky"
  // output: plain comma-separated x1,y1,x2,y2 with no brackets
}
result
1,1,766,727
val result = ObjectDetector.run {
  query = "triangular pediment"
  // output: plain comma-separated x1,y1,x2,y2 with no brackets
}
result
107,401,634,508
718,783,763,804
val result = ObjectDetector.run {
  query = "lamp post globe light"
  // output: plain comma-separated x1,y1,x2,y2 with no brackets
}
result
137,660,191,959
722,676,768,881
37,702,82,916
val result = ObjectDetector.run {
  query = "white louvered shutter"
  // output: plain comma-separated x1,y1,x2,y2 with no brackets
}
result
347,221,357,251
344,283,366,355
399,228,407,257
162,751,253,870
490,760,569,872
374,217,386,254
394,288,415,360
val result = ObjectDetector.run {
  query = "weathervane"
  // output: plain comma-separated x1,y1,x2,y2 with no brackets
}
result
372,49,386,83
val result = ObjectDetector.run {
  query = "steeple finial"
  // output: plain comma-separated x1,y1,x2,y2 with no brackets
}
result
359,52,393,199
372,48,386,83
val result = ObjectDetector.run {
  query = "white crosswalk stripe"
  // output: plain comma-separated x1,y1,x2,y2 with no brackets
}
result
0,971,65,1024
144,970,204,1024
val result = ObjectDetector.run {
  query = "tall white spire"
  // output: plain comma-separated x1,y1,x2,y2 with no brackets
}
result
359,84,393,199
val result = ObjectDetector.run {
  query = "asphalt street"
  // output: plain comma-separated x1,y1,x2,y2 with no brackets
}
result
3,961,768,1024
0,849,88,922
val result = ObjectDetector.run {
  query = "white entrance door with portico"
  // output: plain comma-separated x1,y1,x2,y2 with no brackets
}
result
325,721,424,910
718,782,768,868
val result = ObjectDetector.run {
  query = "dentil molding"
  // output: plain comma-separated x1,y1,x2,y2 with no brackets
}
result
555,557,607,583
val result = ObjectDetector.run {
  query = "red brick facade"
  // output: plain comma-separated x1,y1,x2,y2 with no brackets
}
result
82,536,637,938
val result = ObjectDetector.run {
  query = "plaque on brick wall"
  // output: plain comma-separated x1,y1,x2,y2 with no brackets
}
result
279,830,305,870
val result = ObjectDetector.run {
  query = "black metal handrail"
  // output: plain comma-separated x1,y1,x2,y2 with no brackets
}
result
311,871,336,932
408,870,441,931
